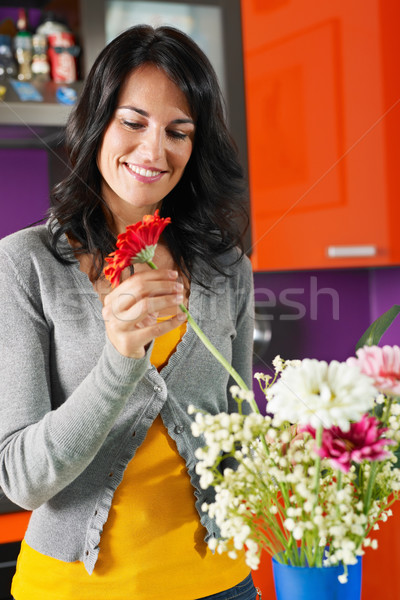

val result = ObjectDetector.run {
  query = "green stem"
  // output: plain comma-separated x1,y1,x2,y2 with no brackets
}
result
147,260,260,414
336,470,342,491
313,426,323,495
334,469,343,524
363,462,379,515
311,426,323,526
382,397,393,427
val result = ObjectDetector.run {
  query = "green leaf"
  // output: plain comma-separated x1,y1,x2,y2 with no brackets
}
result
356,305,400,350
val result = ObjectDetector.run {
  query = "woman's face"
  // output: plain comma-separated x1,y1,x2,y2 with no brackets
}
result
97,64,195,232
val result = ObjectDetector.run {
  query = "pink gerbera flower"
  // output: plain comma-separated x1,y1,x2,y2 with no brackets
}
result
104,209,171,287
302,414,394,473
348,345,400,396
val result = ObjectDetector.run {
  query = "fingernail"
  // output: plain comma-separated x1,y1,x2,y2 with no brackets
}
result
177,312,187,321
175,282,184,291
175,294,184,303
169,270,179,279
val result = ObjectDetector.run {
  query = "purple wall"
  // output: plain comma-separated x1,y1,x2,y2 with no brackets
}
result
252,266,400,365
0,8,42,30
369,268,400,346
252,267,400,410
0,148,49,239
253,268,371,364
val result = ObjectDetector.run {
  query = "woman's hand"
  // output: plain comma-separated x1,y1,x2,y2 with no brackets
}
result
102,269,186,358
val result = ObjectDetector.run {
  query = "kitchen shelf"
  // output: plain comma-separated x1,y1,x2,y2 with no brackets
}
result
0,78,82,127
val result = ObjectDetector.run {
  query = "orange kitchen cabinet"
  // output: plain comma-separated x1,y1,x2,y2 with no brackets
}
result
0,512,30,544
241,0,400,271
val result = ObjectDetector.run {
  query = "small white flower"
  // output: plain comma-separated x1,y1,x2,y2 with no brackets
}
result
272,355,284,373
303,500,313,513
338,573,348,584
293,525,303,540
284,518,295,531
285,359,302,368
363,538,371,547
254,372,271,383
208,537,218,551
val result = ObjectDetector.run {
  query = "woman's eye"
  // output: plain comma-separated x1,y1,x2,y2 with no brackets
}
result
122,121,143,130
167,130,188,141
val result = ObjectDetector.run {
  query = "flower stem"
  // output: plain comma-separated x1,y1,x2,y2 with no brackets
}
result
146,260,260,414
363,461,379,515
311,424,323,561
179,304,259,414
312,425,323,498
382,396,393,427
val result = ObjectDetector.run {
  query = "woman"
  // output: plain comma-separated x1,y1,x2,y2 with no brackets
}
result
0,25,257,599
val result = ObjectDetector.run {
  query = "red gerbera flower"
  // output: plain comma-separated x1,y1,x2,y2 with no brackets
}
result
104,209,171,287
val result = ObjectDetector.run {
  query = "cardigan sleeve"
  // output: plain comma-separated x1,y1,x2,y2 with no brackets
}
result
0,247,151,510
227,255,255,414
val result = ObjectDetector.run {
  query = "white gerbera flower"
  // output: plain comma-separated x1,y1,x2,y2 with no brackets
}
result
267,359,376,431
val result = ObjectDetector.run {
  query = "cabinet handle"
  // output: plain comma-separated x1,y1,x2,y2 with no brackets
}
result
327,245,377,258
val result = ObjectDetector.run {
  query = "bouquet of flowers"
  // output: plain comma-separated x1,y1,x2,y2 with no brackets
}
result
190,309,400,583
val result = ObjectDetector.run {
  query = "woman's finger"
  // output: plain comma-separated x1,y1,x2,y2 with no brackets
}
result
104,274,184,314
106,312,187,359
103,291,184,327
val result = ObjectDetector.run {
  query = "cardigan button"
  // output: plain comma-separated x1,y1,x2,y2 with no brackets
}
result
153,385,162,393
174,425,184,434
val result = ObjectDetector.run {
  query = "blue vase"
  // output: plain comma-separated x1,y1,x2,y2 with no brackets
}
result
272,554,362,600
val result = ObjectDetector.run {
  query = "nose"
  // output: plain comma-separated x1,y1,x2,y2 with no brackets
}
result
139,126,164,163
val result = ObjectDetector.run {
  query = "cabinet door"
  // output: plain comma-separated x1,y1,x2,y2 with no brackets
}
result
242,0,400,271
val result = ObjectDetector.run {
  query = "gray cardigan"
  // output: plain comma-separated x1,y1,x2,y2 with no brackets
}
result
0,224,254,575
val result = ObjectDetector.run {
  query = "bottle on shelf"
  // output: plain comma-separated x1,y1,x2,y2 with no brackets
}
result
0,34,18,82
31,34,50,80
13,9,33,81
14,32,33,81
36,12,79,83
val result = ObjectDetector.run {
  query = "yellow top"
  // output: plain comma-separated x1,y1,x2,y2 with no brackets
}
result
12,323,249,600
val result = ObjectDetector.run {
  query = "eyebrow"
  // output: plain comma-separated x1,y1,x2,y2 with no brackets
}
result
118,105,195,125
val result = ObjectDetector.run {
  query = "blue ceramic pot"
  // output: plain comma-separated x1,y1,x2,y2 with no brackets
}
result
272,554,362,600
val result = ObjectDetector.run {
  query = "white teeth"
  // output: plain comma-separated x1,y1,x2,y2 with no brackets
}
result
127,164,161,178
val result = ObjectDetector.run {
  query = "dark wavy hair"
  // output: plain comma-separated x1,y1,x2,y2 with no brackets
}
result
49,24,248,284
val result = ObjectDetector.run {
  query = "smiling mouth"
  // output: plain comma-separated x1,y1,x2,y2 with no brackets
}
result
125,163,164,178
